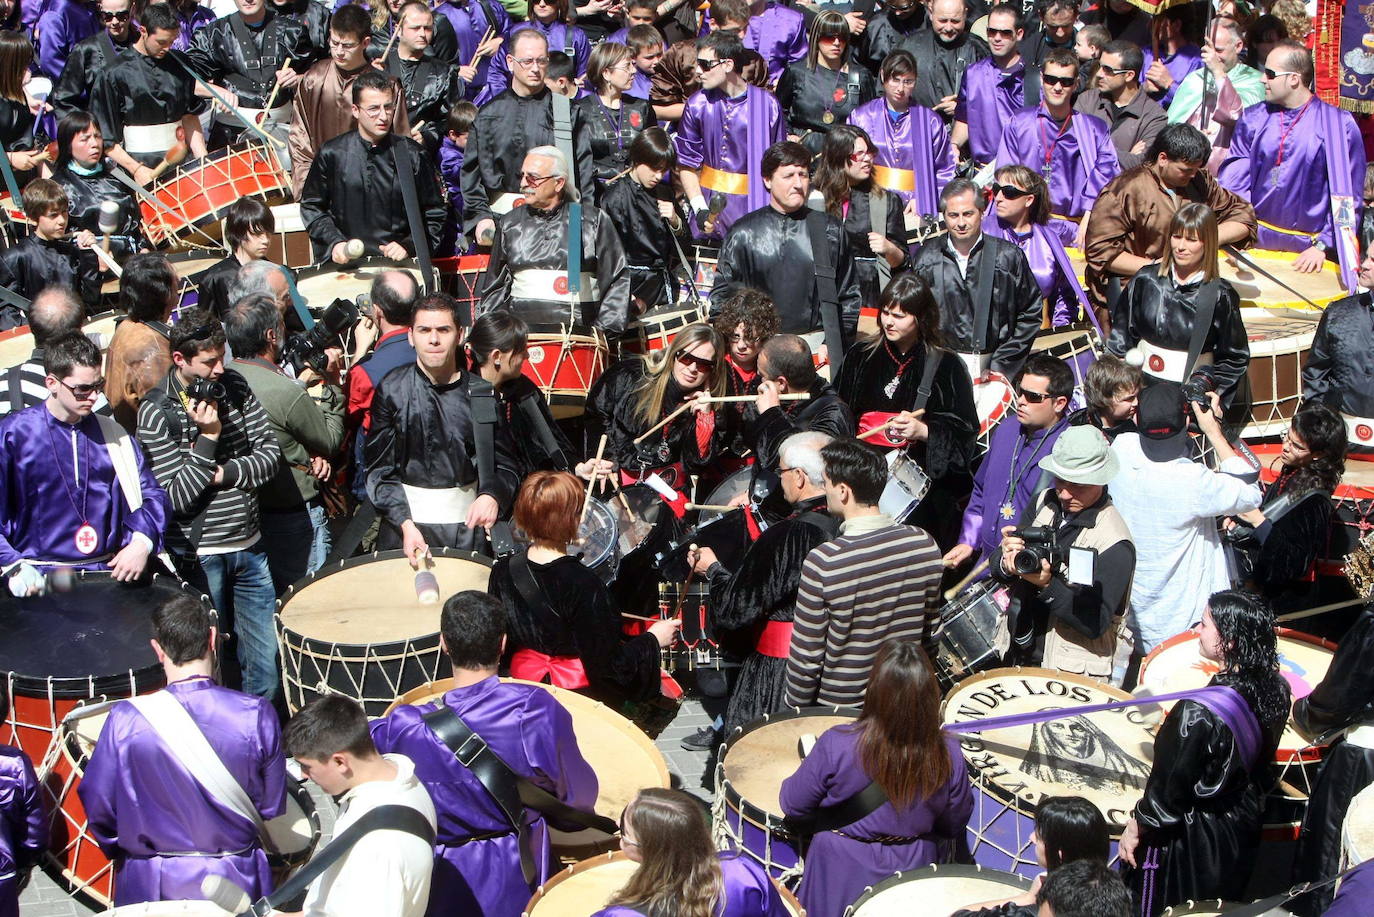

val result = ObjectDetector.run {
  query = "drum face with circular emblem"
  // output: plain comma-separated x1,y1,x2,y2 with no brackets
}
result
388,678,670,863
275,550,492,715
844,863,1032,917
715,707,859,880
1341,781,1374,876
294,259,423,313
520,325,609,420
941,668,1156,878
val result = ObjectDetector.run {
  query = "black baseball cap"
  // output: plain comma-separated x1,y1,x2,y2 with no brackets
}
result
1136,381,1190,462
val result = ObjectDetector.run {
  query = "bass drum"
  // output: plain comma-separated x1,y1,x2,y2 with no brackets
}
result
845,863,1031,917
295,259,422,312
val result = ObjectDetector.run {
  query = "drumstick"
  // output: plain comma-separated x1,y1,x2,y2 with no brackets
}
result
943,558,990,601
147,141,189,183
699,393,811,404
258,57,293,123
684,503,735,512
580,434,607,526
632,400,693,444
615,487,637,522
620,610,662,623
380,26,401,63
858,423,895,441
467,27,495,69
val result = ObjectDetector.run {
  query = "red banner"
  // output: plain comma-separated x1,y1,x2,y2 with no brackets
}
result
1316,0,1374,113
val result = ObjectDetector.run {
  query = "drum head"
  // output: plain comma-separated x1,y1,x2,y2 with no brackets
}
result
701,467,761,526
1343,782,1374,868
524,852,640,915
847,864,1032,917
611,485,667,559
101,902,237,916
295,259,421,312
721,708,858,824
941,668,1154,830
573,499,618,570
266,780,321,857
277,551,491,644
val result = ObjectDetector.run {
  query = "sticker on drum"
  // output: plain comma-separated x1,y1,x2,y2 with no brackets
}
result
941,668,1155,878
294,259,423,313
275,549,492,715
715,707,859,880
844,863,1032,917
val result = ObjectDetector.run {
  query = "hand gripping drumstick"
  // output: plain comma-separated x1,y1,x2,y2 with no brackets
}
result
380,26,401,63
580,434,607,526
146,141,189,183
633,399,694,444
467,27,496,69
700,393,811,404
943,558,990,602
257,57,293,124
413,552,440,604
857,408,924,442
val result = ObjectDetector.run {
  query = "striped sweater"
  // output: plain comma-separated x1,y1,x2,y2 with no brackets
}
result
135,369,281,556
785,513,943,707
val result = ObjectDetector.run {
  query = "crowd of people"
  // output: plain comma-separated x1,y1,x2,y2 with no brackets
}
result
1,0,1374,914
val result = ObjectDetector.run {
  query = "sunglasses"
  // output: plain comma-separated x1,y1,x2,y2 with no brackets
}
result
1041,73,1076,88
100,9,131,20
1017,387,1051,403
1263,67,1298,80
990,183,1031,199
696,57,725,71
675,349,714,372
57,378,107,398
519,171,557,185
1096,63,1131,77
985,27,1015,38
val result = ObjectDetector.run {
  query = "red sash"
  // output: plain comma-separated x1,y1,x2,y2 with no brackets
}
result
755,620,794,658
858,411,906,449
509,648,591,690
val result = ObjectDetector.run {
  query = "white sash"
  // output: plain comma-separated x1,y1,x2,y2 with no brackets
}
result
1138,339,1214,384
98,415,176,572
511,268,600,303
490,192,525,215
1342,413,1374,448
403,482,478,525
123,122,180,155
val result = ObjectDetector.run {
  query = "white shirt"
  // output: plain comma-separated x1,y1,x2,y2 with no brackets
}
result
303,754,438,917
1108,432,1261,653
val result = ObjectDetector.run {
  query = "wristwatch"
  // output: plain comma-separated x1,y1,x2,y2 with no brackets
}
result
1311,239,1328,253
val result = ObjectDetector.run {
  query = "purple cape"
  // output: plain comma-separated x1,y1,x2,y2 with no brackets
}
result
983,212,1093,328
847,97,956,217
675,84,785,240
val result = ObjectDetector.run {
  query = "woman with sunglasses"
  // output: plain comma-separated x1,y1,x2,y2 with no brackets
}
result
484,0,590,98
594,788,789,917
812,124,909,309
834,272,978,549
983,165,1092,328
1105,202,1249,414
576,41,657,184
776,12,876,156
49,111,147,266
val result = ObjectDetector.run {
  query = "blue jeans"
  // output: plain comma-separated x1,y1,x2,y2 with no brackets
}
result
198,545,279,701
259,502,331,596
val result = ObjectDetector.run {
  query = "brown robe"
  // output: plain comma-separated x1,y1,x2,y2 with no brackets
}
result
104,320,172,433
287,58,411,197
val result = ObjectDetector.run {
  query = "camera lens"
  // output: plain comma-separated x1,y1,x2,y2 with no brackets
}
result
1012,548,1042,575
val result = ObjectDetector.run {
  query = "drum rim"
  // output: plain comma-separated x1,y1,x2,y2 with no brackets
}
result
843,862,1033,914
1159,900,1238,916
293,257,422,283
1,571,204,696
522,850,638,915
718,705,861,830
270,779,324,864
524,323,612,344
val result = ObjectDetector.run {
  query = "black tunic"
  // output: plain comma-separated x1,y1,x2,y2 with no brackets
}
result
898,27,990,117
186,11,312,146
572,92,657,183
299,130,446,261
90,50,203,167
856,6,927,73
597,175,684,308
382,53,464,156
1232,470,1333,613
0,96,44,190
49,161,146,263
490,552,661,702
776,60,877,154
0,236,97,321
196,255,244,318
1302,291,1374,434
367,12,459,64
51,29,138,119
494,374,576,478
830,188,909,308
269,0,333,64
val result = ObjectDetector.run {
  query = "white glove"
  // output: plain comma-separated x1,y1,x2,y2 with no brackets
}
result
7,564,47,597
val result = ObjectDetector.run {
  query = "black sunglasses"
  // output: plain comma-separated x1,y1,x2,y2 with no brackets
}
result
1041,73,1076,88
100,9,131,20
986,27,1016,38
1017,387,1051,403
1097,63,1133,77
675,349,714,371
990,183,1031,200
56,378,107,398
695,57,725,71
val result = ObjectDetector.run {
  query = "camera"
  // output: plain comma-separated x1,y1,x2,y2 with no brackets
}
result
1010,526,1063,575
186,376,226,404
1181,370,1217,408
282,296,361,376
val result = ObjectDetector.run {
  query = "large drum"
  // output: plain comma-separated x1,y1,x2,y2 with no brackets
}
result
941,668,1156,878
622,304,706,356
844,863,1032,917
715,706,860,881
433,254,490,326
295,259,423,313
0,311,120,369
973,372,1016,454
1138,627,1337,793
1241,309,1320,440
522,851,804,916
40,699,321,909
521,324,609,419
141,141,290,249
1340,781,1374,879
387,677,670,863
1249,444,1374,575
99,253,222,314
275,550,492,716
1030,326,1101,413
266,202,313,269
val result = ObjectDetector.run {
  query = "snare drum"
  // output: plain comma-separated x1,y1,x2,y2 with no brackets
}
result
40,700,321,909
941,668,1155,878
388,678,670,863
933,580,1010,689
1138,627,1337,793
844,863,1031,917
295,259,423,313
0,311,120,370
275,549,492,715
973,372,1015,455
1030,326,1101,413
141,141,289,249
715,707,859,881
1241,309,1319,439
1340,781,1374,877
522,325,609,419
879,450,931,524
623,305,706,356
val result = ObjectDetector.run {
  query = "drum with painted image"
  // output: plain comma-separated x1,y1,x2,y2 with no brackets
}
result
844,863,1032,917
521,324,609,419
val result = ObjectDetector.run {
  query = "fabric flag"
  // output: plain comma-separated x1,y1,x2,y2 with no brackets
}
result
1316,0,1374,113
644,472,689,518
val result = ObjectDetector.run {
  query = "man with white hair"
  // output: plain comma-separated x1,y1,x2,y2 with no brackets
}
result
477,145,630,334
687,430,840,743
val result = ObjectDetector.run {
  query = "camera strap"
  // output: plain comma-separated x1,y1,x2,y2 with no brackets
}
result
1183,279,1221,382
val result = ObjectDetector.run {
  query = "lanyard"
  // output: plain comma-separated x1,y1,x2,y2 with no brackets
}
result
45,413,91,525
1037,104,1072,171
1001,418,1064,510
1274,97,1312,171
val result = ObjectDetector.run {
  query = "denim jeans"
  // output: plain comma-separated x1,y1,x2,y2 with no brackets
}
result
259,503,331,596
197,545,279,701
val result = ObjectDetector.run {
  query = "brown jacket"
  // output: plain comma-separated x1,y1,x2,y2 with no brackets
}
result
105,319,172,433
650,37,769,111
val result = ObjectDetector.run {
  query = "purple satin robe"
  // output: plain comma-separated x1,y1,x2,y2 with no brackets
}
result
630,68,653,100
957,414,1068,564
79,679,287,906
482,20,591,102
742,2,807,86
0,745,45,917
434,0,510,102
0,405,168,570
33,0,100,80
847,97,956,218
995,105,1119,244
590,853,791,917
167,3,216,52
675,85,785,240
779,726,974,917
1139,44,1202,108
369,676,600,917
440,136,464,224
1326,858,1374,917
984,212,1085,326
1218,100,1366,255
955,57,1032,165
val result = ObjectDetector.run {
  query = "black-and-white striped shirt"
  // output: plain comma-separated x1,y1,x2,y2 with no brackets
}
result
1,355,111,417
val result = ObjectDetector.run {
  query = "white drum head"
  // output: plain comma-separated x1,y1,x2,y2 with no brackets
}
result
848,865,1031,917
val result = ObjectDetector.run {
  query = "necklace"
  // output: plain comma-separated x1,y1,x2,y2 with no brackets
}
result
45,413,99,555
881,337,918,399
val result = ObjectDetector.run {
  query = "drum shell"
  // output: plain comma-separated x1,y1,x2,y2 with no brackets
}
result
141,142,289,248
622,305,705,356
1030,326,1100,413
1241,309,1319,440
844,863,1032,917
933,581,1008,689
520,325,608,420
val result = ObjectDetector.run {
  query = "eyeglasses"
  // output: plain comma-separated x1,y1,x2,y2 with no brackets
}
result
1096,63,1131,77
1263,68,1299,80
985,26,1015,38
519,171,558,185
100,9,131,21
56,378,106,398
329,38,361,50
1041,73,1076,88
675,349,714,371
695,57,725,71
1017,387,1051,403
989,182,1031,199
848,149,874,162
512,55,550,68
885,76,916,88
360,103,397,117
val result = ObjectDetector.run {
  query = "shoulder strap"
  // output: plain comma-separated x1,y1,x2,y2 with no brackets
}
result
971,239,996,353
514,392,567,470
912,346,942,415
143,386,184,442
508,550,560,621
465,374,498,491
805,209,844,366
787,779,889,835
5,365,23,414
392,140,437,295
96,414,142,513
869,190,891,292
1183,279,1221,381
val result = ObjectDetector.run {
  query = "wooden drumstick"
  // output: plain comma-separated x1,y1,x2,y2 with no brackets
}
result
620,610,662,623
632,399,693,444
380,26,401,63
258,57,293,123
467,27,495,69
700,393,811,404
684,503,735,512
580,434,607,526
943,558,990,602
615,486,637,522
147,141,189,183
858,423,896,441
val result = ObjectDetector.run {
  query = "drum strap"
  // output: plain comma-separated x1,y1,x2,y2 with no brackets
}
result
869,190,891,292
971,239,996,353
805,209,845,366
0,133,23,220
912,346,941,416
508,550,561,624
392,140,437,295
5,364,23,413
465,375,499,494
1183,279,1221,382
0,283,31,316
421,706,618,886
514,393,568,470
786,780,889,835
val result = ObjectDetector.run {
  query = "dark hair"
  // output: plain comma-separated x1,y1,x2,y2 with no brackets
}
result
1270,37,1313,86
1245,15,1287,67
820,438,888,505
713,287,779,347
697,28,745,70
466,311,528,366
940,177,984,212
993,164,1050,225
371,270,418,327
151,594,214,666
1017,354,1074,403
352,68,396,104
0,31,33,103
28,287,84,346
867,272,943,351
169,307,226,360
707,0,750,28
1207,590,1292,744
758,334,816,390
120,253,179,322
760,140,810,180
986,2,1023,31
224,198,273,253
284,694,376,761
880,49,917,83
223,293,282,357
856,640,951,808
1036,860,1132,917
627,126,676,172
441,590,506,669
547,50,576,82
1100,39,1143,76
1043,46,1079,74
1147,122,1211,166
330,3,371,41
1284,401,1347,495
1035,796,1111,869
21,178,67,221
626,23,663,55
55,110,99,170
815,124,886,217
141,2,180,34
447,101,478,136
411,291,460,327
43,331,101,378
1083,354,1141,419
1039,0,1077,18
804,10,850,69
